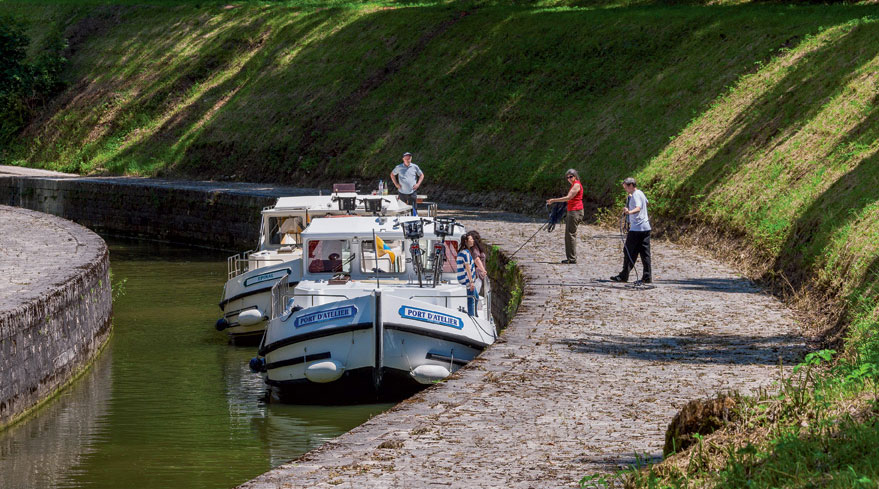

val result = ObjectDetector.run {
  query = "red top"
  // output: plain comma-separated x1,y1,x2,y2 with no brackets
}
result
567,180,584,211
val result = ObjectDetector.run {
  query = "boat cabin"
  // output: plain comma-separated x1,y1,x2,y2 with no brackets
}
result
298,216,461,281
257,194,413,253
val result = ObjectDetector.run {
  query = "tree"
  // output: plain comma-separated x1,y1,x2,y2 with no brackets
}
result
0,16,66,142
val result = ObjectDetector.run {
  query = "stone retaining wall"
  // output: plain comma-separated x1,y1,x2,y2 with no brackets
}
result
0,206,113,429
0,175,282,251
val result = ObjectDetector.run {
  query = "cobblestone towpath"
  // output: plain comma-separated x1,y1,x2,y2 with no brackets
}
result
239,208,805,489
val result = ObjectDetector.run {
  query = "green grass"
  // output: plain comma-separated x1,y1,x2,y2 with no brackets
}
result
7,1,876,193
581,349,879,489
3,1,879,486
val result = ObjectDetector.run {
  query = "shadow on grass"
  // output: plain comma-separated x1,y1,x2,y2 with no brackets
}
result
768,114,879,288
16,2,877,200
670,21,879,210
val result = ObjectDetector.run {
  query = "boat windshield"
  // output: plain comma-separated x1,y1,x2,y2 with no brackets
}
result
361,239,404,274
268,216,304,246
306,239,351,274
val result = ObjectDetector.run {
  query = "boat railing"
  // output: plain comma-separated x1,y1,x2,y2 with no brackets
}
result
408,282,491,318
406,293,478,309
292,292,358,309
227,251,290,280
227,250,252,280
270,273,293,319
270,278,357,319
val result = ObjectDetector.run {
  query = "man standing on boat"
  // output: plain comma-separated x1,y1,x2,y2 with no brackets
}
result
390,152,424,215
546,169,584,264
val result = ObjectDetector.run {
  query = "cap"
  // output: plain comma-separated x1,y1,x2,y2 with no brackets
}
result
403,152,412,157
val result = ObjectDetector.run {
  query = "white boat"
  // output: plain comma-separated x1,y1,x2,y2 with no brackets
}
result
216,185,421,342
250,215,497,402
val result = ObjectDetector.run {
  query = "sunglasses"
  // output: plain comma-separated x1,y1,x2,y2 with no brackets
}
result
566,175,575,179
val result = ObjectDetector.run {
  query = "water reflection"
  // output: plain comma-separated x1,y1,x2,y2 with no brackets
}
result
0,349,111,489
0,237,390,489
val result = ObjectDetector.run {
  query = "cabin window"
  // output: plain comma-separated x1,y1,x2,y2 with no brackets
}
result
361,238,404,274
268,217,282,245
269,217,304,246
306,240,351,274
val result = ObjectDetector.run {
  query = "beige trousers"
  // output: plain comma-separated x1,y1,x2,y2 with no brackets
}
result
564,209,584,262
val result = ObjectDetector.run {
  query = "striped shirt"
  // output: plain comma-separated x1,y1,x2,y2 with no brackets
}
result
456,249,474,287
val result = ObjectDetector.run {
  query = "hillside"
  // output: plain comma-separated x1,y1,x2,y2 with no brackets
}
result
3,1,879,486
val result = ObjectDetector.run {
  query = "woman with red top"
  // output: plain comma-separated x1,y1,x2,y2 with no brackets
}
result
546,169,584,264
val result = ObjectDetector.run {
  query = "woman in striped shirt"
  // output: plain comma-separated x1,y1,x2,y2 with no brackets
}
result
456,233,478,316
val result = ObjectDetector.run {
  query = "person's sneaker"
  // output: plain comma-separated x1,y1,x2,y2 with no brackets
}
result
641,277,652,284
561,259,577,264
610,275,626,282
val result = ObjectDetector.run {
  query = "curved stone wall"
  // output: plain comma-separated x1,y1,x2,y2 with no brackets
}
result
0,206,112,429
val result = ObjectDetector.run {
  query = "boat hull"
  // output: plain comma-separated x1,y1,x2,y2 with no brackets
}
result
267,367,429,404
219,261,302,341
260,292,495,403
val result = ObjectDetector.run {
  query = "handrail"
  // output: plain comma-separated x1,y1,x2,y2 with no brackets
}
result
227,252,291,280
293,292,358,309
227,251,253,280
270,273,292,319
271,287,363,320
406,292,482,310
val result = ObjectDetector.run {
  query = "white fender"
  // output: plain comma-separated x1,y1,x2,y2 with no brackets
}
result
237,309,265,326
411,365,451,385
305,360,345,383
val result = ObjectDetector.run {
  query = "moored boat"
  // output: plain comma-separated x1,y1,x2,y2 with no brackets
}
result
216,185,421,342
250,215,497,402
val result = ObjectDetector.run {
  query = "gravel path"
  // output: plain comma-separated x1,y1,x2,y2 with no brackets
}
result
238,208,805,489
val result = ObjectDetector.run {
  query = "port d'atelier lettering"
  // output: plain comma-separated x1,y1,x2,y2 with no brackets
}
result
400,307,462,328
295,306,356,327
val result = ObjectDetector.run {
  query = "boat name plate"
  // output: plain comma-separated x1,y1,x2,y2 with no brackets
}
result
398,306,464,330
293,305,359,328
244,268,293,287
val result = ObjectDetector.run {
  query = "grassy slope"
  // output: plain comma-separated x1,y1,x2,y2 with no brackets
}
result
6,2,869,198
2,0,878,485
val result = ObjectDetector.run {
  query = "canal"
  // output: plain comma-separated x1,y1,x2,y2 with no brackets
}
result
0,237,390,489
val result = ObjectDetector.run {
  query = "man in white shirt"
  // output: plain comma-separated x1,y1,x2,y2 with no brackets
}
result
611,177,652,284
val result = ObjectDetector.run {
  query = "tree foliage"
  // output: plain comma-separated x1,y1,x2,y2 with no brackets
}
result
0,17,66,142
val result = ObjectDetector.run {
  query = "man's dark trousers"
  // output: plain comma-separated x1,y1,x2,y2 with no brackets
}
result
619,230,651,281
400,192,418,216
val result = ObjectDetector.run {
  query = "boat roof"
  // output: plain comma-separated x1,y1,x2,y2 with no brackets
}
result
301,216,465,240
265,194,411,215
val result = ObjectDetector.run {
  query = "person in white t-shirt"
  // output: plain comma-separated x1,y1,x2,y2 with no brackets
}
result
611,177,652,284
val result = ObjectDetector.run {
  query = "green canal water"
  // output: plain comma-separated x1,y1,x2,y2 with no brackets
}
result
0,237,390,489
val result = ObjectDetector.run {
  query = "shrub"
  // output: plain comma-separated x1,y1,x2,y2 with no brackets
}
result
0,16,66,143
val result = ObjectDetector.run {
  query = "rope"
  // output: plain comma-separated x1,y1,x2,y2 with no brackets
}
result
508,222,548,259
